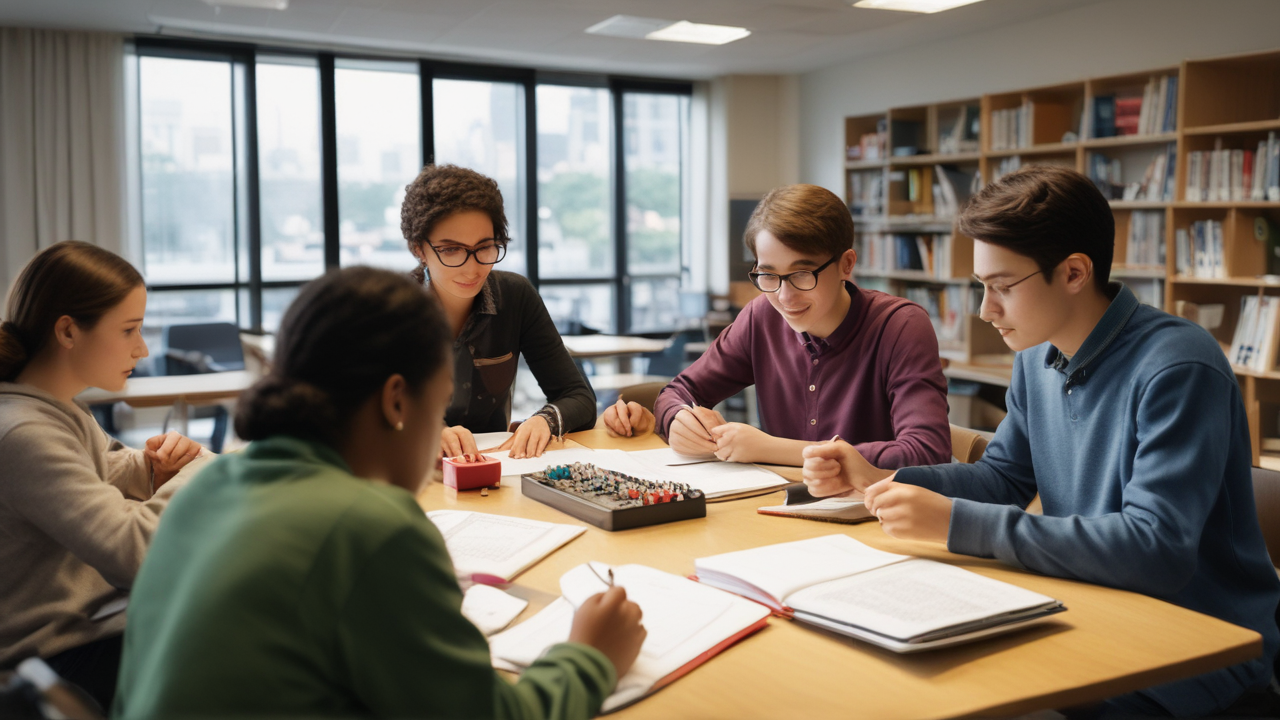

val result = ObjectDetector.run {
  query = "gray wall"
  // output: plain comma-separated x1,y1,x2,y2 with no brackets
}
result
798,0,1280,193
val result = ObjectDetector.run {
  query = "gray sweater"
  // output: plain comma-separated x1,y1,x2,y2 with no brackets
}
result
0,382,208,666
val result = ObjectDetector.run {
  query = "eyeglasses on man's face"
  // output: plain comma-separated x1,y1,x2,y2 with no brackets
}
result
973,269,1044,300
749,254,842,293
427,242,507,268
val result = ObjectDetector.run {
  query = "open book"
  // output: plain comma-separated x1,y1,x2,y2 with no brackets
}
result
757,483,873,523
488,563,770,713
426,510,585,582
694,535,1064,653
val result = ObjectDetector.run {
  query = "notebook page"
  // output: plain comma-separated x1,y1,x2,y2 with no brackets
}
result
491,564,771,713
461,584,529,636
786,558,1058,641
695,534,910,604
486,448,606,476
427,510,585,580
619,450,789,499
627,447,717,466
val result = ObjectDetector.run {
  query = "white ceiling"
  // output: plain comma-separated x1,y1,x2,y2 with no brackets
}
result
0,0,1109,79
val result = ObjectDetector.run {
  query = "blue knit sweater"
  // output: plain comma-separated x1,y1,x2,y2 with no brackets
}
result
897,284,1279,715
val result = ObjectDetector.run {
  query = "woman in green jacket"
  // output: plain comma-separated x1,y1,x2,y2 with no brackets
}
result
113,266,645,719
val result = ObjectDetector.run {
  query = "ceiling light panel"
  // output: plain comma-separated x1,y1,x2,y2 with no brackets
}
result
202,0,289,9
852,0,986,13
645,21,751,45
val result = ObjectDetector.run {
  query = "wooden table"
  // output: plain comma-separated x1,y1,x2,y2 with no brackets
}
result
79,371,257,435
942,362,1013,388
418,429,1262,719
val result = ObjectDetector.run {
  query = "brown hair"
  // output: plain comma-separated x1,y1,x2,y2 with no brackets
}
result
743,184,854,261
959,165,1114,291
0,241,144,382
234,267,451,446
401,164,509,284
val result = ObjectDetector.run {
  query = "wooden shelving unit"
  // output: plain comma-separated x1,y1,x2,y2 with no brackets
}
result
844,48,1280,463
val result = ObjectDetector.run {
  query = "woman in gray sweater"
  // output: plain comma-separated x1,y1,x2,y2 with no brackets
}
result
0,241,207,710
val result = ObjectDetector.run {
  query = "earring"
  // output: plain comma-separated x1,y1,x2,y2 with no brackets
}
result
395,421,404,431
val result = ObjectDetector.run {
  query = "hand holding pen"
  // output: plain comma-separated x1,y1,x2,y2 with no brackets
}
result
668,402,726,456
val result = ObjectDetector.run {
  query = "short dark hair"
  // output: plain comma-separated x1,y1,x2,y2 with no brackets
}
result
0,241,144,382
959,165,1114,291
401,164,508,284
744,184,854,261
234,267,451,446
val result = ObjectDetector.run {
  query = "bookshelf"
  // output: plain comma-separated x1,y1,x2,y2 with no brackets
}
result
842,48,1280,463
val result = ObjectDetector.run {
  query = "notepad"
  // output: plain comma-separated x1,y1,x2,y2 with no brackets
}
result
694,535,1065,653
488,447,606,477
756,483,873,523
472,431,514,451
426,510,586,581
489,563,770,713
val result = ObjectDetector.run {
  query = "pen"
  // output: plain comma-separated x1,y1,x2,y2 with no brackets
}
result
587,562,615,588
681,403,715,442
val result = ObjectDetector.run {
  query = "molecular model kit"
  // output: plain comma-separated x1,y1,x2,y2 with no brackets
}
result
522,462,707,531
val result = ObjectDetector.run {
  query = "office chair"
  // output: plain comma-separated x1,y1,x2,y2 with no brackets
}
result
161,323,246,452
642,327,706,378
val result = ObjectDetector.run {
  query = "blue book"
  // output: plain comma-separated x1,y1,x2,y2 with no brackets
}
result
1162,76,1178,133
1093,95,1116,138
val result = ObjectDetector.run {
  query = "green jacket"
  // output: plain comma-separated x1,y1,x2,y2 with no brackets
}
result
114,436,614,718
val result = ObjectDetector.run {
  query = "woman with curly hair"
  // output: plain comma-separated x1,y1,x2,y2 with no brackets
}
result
401,164,596,459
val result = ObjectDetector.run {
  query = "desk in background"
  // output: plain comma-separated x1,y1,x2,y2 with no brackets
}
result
79,371,257,436
420,429,1261,719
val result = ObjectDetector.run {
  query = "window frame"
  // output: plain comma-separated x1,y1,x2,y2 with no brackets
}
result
132,37,693,335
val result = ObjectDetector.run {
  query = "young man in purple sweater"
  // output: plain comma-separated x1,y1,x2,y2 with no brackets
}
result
803,166,1280,716
603,183,950,469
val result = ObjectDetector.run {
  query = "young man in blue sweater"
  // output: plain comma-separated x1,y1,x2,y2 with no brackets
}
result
803,165,1280,717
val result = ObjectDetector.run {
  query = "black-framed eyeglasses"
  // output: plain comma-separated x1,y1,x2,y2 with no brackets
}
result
973,269,1044,299
748,255,842,293
427,242,507,268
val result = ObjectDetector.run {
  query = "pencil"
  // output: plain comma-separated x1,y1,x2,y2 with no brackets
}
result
681,402,715,441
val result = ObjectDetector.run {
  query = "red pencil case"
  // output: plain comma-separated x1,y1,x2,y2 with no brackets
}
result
442,454,501,490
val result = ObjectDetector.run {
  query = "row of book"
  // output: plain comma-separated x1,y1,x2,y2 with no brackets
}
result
936,105,981,155
1125,211,1166,267
990,103,1032,151
1083,75,1177,139
903,284,966,342
1118,278,1163,309
1185,134,1280,203
1229,294,1280,373
848,171,885,217
1086,144,1176,201
1174,219,1225,278
857,232,953,279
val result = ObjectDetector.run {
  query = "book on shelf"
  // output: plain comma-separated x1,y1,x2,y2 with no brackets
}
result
1188,134,1280,203
848,171,885,217
904,284,966,342
990,102,1032,151
1176,220,1225,279
1089,75,1176,139
937,104,980,155
858,231,953,280
1087,153,1123,199
489,562,771,713
993,155,1022,183
1119,278,1163,309
1230,295,1280,373
1125,210,1166,267
1174,300,1225,332
693,535,1066,653
933,164,975,218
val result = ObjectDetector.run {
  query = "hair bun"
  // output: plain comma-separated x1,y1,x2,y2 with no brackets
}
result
0,321,30,382
233,375,340,443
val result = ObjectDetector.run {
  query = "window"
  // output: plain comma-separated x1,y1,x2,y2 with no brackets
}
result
139,56,237,286
624,92,688,332
256,57,324,282
433,78,526,275
131,40,693,337
335,60,421,272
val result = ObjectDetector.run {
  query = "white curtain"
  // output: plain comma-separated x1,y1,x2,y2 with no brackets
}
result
0,28,126,287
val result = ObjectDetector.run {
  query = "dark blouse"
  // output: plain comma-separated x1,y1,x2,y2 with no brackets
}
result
433,271,596,434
